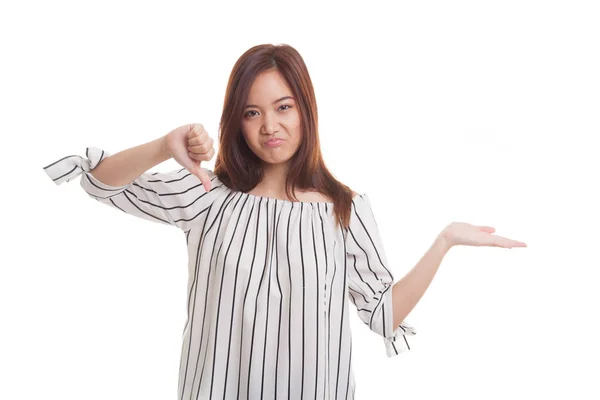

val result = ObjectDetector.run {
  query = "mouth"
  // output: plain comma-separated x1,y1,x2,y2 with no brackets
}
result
264,138,285,147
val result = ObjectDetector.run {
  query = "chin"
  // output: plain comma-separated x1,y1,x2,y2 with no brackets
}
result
262,157,292,166
259,152,294,166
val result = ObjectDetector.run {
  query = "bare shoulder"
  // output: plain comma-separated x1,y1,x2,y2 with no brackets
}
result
351,191,360,199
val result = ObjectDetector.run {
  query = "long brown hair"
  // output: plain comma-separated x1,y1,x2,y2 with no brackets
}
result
213,43,354,229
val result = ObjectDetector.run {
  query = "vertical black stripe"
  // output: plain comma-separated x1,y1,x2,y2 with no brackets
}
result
273,201,284,399
260,199,278,399
344,337,352,400
335,226,348,400
317,204,330,397
286,203,293,400
299,203,306,400
311,204,320,400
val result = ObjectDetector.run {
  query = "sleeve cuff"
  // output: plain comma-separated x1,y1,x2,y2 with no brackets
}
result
384,321,417,357
43,147,114,185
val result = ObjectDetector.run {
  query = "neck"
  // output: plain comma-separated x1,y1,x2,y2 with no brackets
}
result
254,161,291,198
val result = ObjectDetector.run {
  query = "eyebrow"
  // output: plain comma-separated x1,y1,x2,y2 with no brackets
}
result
244,96,295,110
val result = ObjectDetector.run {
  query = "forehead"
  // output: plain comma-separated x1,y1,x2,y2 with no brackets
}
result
247,70,293,101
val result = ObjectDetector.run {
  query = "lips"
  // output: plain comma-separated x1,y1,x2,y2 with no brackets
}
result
265,139,285,147
265,138,284,145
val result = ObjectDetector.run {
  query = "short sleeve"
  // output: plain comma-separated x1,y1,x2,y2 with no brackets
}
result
344,193,417,357
43,147,221,231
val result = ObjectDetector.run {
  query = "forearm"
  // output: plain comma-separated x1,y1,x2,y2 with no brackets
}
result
90,136,171,187
391,234,452,329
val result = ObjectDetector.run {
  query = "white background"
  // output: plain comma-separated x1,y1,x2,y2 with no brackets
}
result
2,0,599,399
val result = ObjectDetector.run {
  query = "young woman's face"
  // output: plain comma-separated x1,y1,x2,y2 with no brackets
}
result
240,69,302,167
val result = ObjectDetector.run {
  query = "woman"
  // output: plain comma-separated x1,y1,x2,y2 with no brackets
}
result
43,43,526,399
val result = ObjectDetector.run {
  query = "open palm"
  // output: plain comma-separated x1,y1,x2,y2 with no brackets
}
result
441,222,527,249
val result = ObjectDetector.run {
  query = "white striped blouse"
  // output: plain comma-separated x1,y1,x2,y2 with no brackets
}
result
43,147,416,400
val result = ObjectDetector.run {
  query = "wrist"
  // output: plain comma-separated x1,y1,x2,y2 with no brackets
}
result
435,232,453,254
158,135,172,160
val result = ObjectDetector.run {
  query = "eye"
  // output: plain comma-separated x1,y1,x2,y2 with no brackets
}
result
243,104,293,119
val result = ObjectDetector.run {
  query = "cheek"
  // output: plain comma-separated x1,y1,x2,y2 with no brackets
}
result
288,113,302,133
240,123,258,144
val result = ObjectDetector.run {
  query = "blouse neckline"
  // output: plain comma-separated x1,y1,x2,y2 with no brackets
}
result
239,191,334,206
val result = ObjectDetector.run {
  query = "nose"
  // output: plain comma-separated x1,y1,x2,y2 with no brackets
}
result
260,111,279,135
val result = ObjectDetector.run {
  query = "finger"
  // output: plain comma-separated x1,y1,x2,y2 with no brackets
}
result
188,150,214,161
190,147,215,158
203,147,216,161
186,124,199,138
479,226,496,233
187,126,207,146
187,124,205,139
490,235,527,248
188,126,208,144
188,134,211,146
188,143,212,154
196,169,212,192
500,237,527,247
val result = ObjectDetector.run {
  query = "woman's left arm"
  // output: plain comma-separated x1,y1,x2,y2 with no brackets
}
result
392,223,527,327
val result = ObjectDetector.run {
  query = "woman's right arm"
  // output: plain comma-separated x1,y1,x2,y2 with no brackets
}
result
43,124,220,231
88,136,172,187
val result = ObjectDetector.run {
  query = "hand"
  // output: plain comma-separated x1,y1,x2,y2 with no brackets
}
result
164,123,216,192
439,222,527,249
